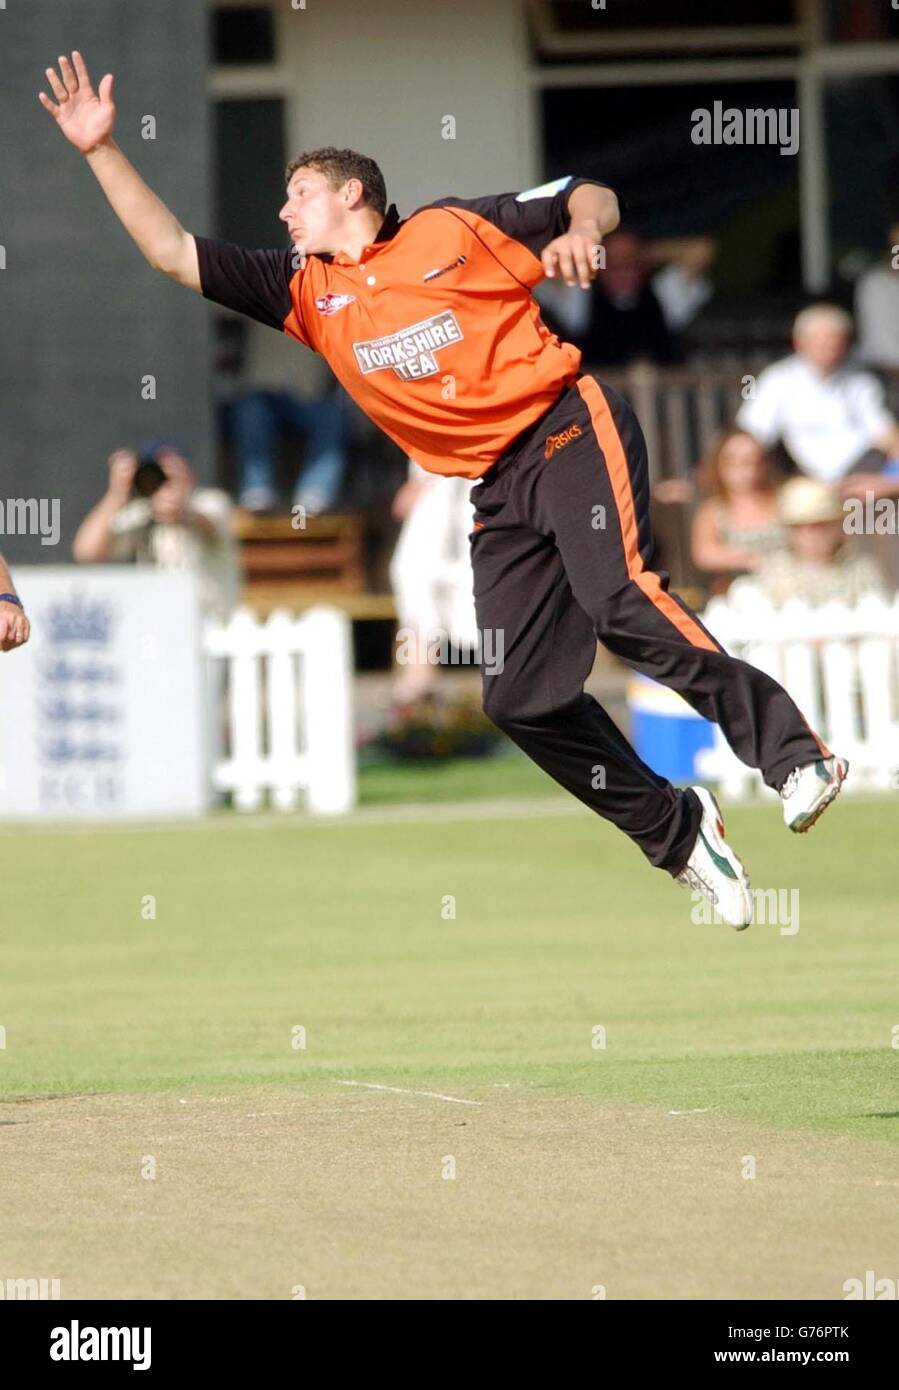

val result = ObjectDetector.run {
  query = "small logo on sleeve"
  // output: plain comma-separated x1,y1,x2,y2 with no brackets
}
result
544,423,582,458
516,176,572,203
315,292,357,316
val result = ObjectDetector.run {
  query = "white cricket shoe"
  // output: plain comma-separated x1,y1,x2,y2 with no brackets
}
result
780,756,849,833
676,785,753,930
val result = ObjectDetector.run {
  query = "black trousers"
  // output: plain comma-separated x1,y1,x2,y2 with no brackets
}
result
470,374,829,875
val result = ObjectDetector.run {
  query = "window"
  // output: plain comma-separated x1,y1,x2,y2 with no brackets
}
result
529,0,801,62
212,5,276,66
213,98,286,246
543,80,801,296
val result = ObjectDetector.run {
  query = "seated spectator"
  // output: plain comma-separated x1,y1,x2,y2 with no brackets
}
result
0,552,29,652
578,229,679,367
727,477,889,610
736,303,899,496
854,220,899,372
222,319,347,515
691,430,786,594
73,441,239,619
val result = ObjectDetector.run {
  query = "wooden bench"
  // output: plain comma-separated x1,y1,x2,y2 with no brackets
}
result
232,510,383,615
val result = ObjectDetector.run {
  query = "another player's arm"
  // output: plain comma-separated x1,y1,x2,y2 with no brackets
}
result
39,52,200,289
543,183,621,288
0,554,30,652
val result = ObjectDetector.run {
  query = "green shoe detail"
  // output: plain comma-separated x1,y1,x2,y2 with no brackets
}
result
698,828,738,880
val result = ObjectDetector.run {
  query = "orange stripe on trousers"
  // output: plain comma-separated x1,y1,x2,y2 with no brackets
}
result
576,375,720,654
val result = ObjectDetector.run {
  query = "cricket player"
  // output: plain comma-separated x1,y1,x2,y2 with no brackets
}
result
40,52,848,929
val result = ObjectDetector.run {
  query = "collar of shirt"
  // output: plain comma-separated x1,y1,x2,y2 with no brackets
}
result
327,203,401,266
789,354,857,389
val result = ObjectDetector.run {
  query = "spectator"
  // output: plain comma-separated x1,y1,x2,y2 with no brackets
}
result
222,319,348,514
736,303,899,497
854,220,899,372
644,235,718,334
727,477,889,610
579,229,678,367
691,430,786,594
0,553,29,651
73,441,240,619
537,232,715,364
389,463,477,705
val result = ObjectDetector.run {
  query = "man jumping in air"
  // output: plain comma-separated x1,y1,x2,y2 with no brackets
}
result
40,52,848,929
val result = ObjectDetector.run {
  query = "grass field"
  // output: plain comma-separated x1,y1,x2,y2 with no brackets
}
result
1,757,896,1299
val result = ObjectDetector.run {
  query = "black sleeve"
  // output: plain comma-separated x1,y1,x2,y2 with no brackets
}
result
194,236,299,334
430,176,623,260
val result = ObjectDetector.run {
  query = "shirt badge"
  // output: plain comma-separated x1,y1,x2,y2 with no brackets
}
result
315,292,357,316
423,255,467,283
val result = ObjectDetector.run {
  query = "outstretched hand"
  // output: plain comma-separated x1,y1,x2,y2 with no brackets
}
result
0,602,30,653
38,51,115,154
542,221,604,289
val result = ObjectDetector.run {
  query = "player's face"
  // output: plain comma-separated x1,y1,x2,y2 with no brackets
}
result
279,169,347,254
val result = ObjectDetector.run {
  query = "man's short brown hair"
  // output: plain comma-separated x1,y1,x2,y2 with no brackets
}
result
285,147,387,217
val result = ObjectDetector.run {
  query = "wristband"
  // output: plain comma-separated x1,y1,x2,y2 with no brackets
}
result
0,594,23,609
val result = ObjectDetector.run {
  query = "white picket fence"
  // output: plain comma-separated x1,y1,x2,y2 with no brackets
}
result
696,593,899,800
204,606,355,814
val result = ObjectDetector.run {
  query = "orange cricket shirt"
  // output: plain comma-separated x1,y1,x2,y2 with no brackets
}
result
196,176,616,479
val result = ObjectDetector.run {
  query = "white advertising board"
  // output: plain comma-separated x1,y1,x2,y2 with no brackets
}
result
0,567,209,819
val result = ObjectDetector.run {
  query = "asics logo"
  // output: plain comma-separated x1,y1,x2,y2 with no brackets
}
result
544,423,582,459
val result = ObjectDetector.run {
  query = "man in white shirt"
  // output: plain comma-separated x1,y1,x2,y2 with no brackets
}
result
737,304,899,501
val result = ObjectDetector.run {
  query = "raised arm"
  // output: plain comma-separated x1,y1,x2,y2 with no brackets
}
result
39,52,200,289
434,177,622,292
543,181,620,289
72,450,138,563
566,182,621,239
